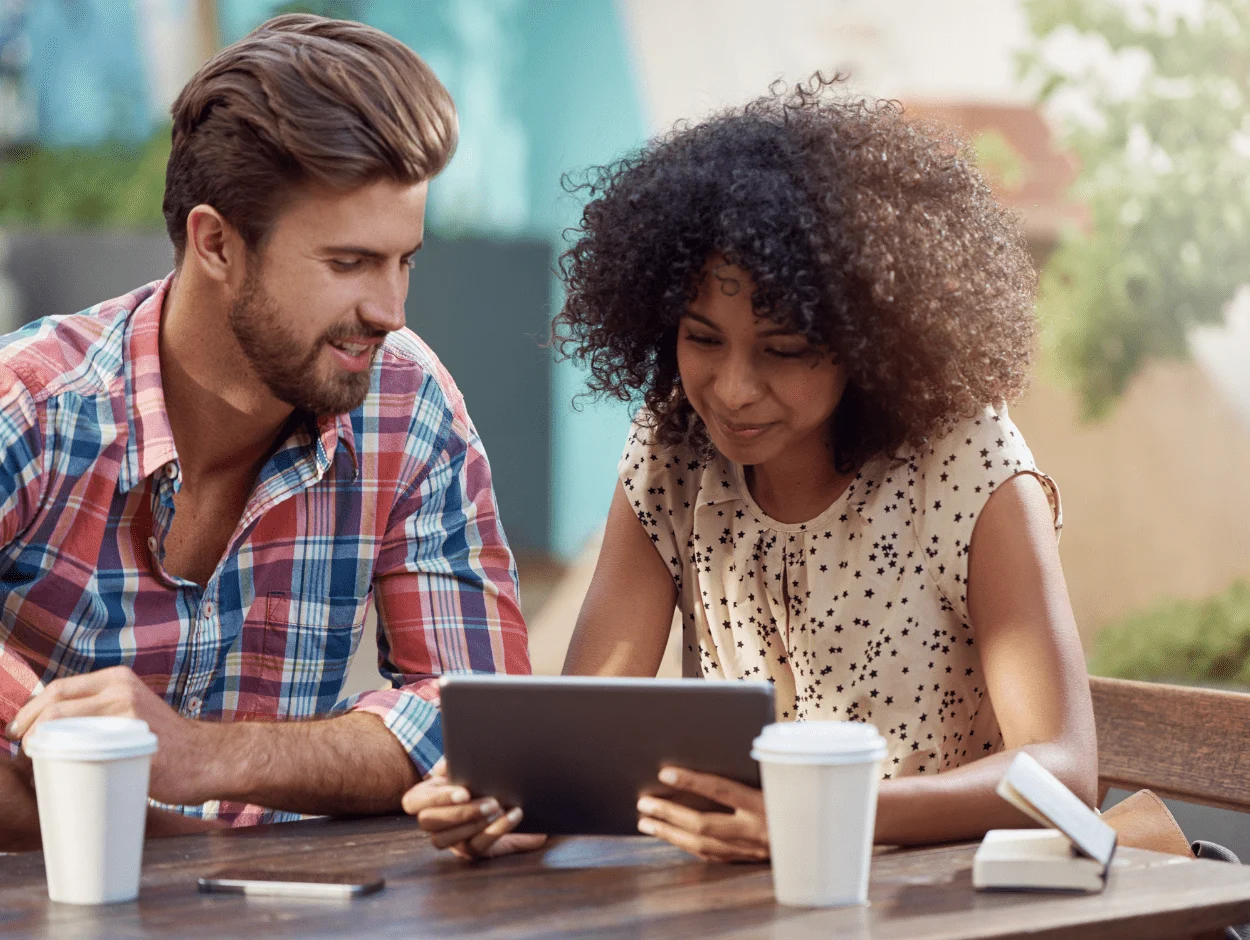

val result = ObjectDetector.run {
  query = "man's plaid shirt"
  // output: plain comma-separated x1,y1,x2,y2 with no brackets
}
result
0,275,530,823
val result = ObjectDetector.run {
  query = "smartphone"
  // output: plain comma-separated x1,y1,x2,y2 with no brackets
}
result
197,869,385,899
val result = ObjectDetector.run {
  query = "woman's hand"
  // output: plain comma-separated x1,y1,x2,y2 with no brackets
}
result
635,767,770,862
402,759,548,860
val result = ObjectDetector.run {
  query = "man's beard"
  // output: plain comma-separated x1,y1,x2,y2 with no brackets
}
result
227,267,378,417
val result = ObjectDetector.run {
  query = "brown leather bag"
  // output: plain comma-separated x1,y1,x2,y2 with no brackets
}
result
1100,788,1195,858
1100,792,1244,940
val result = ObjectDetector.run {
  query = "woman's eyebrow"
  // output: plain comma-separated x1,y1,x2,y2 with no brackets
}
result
680,312,722,331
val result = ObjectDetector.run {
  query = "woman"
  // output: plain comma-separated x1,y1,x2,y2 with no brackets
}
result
406,77,1096,860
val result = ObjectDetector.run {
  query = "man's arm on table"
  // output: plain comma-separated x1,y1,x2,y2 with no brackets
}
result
6,679,418,815
0,748,220,848
6,409,530,818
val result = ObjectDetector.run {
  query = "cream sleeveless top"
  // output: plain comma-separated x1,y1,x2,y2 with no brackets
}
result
618,405,1060,779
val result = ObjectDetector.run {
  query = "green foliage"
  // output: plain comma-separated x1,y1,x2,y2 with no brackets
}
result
1089,581,1250,685
1022,0,1250,417
973,130,1032,193
0,129,170,230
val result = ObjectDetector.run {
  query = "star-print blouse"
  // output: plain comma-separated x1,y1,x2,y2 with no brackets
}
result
619,405,1061,779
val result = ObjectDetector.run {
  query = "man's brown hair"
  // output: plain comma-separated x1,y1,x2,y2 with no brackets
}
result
163,14,458,263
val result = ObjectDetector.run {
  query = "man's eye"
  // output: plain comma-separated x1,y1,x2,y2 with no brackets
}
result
402,255,418,270
330,259,361,271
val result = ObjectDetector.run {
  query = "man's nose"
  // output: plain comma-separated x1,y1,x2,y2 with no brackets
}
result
359,269,408,333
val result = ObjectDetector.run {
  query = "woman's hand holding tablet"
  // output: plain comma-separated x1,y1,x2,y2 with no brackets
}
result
401,758,548,859
636,766,769,862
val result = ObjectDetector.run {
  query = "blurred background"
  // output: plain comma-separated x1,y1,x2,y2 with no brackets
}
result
2,0,1249,826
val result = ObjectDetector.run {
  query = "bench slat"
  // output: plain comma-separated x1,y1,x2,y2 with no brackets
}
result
1092,675,1250,812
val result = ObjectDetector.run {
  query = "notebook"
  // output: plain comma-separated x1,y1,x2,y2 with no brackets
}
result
973,751,1118,893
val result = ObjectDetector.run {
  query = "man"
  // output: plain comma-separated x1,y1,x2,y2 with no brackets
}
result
0,15,535,856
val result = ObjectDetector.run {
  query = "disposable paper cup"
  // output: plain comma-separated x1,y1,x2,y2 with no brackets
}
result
25,717,158,904
752,721,887,907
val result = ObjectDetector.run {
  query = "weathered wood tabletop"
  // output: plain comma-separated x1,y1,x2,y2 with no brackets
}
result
0,815,1249,938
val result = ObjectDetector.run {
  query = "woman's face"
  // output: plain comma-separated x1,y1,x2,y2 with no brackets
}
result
676,261,847,467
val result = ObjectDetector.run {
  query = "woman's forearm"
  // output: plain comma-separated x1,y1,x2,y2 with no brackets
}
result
873,738,1096,845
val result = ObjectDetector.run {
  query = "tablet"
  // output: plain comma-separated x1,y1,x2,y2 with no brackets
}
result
439,675,775,835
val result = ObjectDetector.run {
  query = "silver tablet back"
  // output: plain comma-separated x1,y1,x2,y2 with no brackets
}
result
439,675,775,835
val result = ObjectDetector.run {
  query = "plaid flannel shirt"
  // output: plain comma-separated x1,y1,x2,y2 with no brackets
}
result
0,275,531,823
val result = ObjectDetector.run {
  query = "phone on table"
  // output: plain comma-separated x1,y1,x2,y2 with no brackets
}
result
198,869,385,899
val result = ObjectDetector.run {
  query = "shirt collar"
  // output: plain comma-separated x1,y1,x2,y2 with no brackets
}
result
318,411,358,482
119,274,360,494
119,275,179,494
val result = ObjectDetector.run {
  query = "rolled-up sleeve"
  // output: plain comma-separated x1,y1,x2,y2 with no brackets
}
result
350,382,530,774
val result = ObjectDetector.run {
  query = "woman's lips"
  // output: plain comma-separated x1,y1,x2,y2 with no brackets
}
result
714,415,777,440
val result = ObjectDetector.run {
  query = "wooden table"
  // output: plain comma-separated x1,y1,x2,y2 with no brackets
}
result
1,816,1250,938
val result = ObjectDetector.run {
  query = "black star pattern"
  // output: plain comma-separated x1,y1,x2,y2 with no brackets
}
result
615,406,1059,779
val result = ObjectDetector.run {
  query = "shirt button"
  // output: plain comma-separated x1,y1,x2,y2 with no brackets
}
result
203,601,214,618
165,462,178,480
186,696,202,717
147,536,158,554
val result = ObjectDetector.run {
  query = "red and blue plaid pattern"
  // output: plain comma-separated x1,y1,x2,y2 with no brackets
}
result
0,276,530,823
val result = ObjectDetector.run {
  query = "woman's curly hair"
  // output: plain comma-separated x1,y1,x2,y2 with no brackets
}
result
553,76,1037,471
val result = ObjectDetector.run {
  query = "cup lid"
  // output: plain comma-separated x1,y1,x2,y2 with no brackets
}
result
751,720,887,765
23,717,158,761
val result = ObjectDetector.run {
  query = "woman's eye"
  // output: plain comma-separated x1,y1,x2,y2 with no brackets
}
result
684,332,720,346
767,347,809,359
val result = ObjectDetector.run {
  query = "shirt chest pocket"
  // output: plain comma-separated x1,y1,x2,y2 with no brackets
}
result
257,591,371,718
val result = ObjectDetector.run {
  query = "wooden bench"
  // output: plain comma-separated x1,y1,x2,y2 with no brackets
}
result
1091,675,1250,811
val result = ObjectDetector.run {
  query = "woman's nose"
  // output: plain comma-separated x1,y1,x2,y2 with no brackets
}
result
714,355,765,411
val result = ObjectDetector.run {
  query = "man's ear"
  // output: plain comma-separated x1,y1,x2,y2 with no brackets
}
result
184,205,247,286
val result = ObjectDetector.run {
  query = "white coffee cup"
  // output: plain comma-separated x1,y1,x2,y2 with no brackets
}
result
24,716,158,904
751,720,887,907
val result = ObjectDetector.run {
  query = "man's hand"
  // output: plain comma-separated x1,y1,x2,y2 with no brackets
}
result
402,759,547,860
5,666,215,806
636,766,770,863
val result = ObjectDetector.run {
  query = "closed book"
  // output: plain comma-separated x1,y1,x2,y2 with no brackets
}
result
973,752,1117,893
973,829,1107,892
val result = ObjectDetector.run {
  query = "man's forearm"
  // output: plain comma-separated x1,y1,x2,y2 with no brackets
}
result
191,711,420,817
0,753,39,851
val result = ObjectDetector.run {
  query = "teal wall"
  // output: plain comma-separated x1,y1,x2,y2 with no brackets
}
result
223,0,648,559
21,0,150,145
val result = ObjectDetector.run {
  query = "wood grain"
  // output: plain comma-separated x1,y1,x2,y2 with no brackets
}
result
0,815,1248,938
1091,676,1250,811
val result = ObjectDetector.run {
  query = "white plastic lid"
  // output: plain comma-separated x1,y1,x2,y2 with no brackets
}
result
751,720,887,765
23,717,158,762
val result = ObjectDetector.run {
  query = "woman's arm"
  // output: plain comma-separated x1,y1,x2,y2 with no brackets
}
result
873,470,1097,843
562,482,679,677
